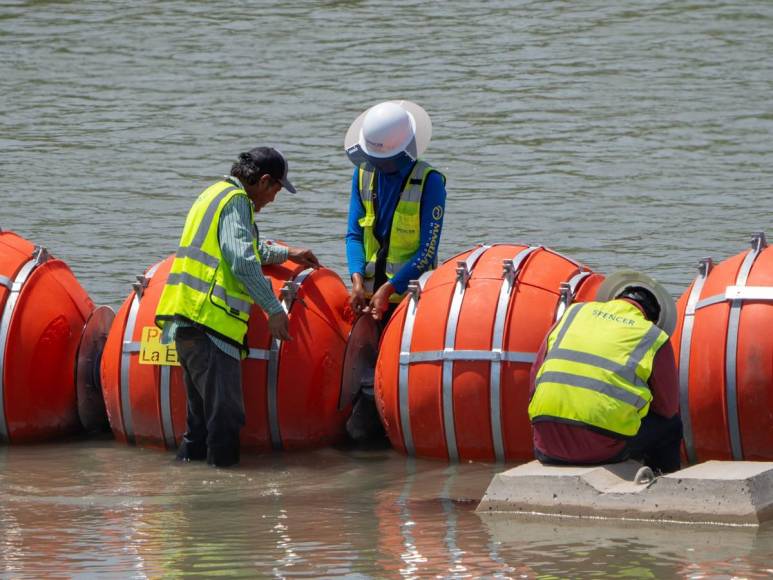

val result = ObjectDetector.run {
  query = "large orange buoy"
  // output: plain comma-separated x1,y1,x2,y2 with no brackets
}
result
374,243,604,463
672,232,773,463
100,254,354,452
0,229,113,443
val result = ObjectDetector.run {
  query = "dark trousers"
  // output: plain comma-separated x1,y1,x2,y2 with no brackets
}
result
534,413,684,474
626,413,683,474
174,327,245,467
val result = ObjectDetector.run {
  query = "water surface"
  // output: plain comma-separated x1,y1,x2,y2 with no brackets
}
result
2,0,773,576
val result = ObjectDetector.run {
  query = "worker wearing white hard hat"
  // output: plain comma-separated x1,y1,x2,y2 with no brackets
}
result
343,101,447,445
528,270,682,474
344,100,447,321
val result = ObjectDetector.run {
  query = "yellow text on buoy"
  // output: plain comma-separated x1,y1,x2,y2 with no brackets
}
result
139,326,179,366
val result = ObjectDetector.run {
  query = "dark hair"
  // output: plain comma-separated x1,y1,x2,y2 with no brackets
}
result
617,286,660,323
230,147,286,185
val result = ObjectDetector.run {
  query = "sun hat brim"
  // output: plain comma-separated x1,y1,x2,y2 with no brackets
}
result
344,100,432,159
595,270,677,335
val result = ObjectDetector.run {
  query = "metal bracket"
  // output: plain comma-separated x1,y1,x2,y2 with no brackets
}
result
502,245,542,288
554,270,592,322
280,280,301,307
502,260,516,286
32,246,49,266
131,275,150,299
247,348,272,360
751,232,768,252
698,256,714,278
407,279,422,302
455,261,471,287
558,281,572,309
122,341,141,353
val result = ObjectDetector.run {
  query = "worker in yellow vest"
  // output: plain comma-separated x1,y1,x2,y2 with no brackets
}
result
343,101,447,443
528,271,682,474
344,100,447,322
156,147,319,467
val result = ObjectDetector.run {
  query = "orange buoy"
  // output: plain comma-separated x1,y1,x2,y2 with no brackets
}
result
100,254,354,452
374,243,604,463
0,229,113,443
672,232,773,463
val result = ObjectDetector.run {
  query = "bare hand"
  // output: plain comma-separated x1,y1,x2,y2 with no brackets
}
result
364,282,394,321
268,311,292,341
350,274,368,315
288,247,321,269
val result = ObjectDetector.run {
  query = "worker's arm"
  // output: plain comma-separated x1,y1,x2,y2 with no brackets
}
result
647,340,679,418
259,240,320,269
219,196,289,340
345,168,368,313
345,168,367,279
529,329,553,401
258,240,289,265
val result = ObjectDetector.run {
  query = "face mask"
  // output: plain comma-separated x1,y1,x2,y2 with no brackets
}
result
346,136,418,174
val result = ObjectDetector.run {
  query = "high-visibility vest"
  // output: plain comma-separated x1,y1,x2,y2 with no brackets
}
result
528,300,669,437
357,160,445,303
155,180,256,349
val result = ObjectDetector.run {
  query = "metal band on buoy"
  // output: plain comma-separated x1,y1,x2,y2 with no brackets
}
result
0,246,48,442
266,267,314,450
489,246,541,462
685,232,770,461
678,257,713,464
398,271,432,456
158,365,175,449
724,233,767,460
442,245,491,461
555,270,592,322
120,261,162,445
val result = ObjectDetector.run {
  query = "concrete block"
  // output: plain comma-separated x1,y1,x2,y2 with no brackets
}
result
476,460,773,526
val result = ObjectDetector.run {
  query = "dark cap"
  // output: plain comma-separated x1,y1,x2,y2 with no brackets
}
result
243,147,296,193
616,286,661,323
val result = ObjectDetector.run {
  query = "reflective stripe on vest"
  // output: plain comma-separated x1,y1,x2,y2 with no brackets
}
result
155,181,257,347
357,160,443,302
528,300,669,437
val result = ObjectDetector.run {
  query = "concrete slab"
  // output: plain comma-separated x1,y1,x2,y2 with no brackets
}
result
476,460,773,526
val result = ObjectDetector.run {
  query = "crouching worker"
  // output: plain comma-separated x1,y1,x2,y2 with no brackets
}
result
527,270,683,474
155,147,319,467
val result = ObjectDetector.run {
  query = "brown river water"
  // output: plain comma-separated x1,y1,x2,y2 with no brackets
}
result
2,0,773,576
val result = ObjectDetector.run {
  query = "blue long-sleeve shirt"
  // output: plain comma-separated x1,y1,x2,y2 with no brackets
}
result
345,162,446,295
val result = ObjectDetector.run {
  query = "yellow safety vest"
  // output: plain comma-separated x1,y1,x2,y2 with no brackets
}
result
155,180,257,348
528,300,669,437
358,160,445,302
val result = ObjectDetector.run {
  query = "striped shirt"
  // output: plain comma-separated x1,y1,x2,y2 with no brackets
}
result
161,177,289,359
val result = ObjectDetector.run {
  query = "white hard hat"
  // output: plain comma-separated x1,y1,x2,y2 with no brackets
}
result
360,102,415,158
345,100,432,169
